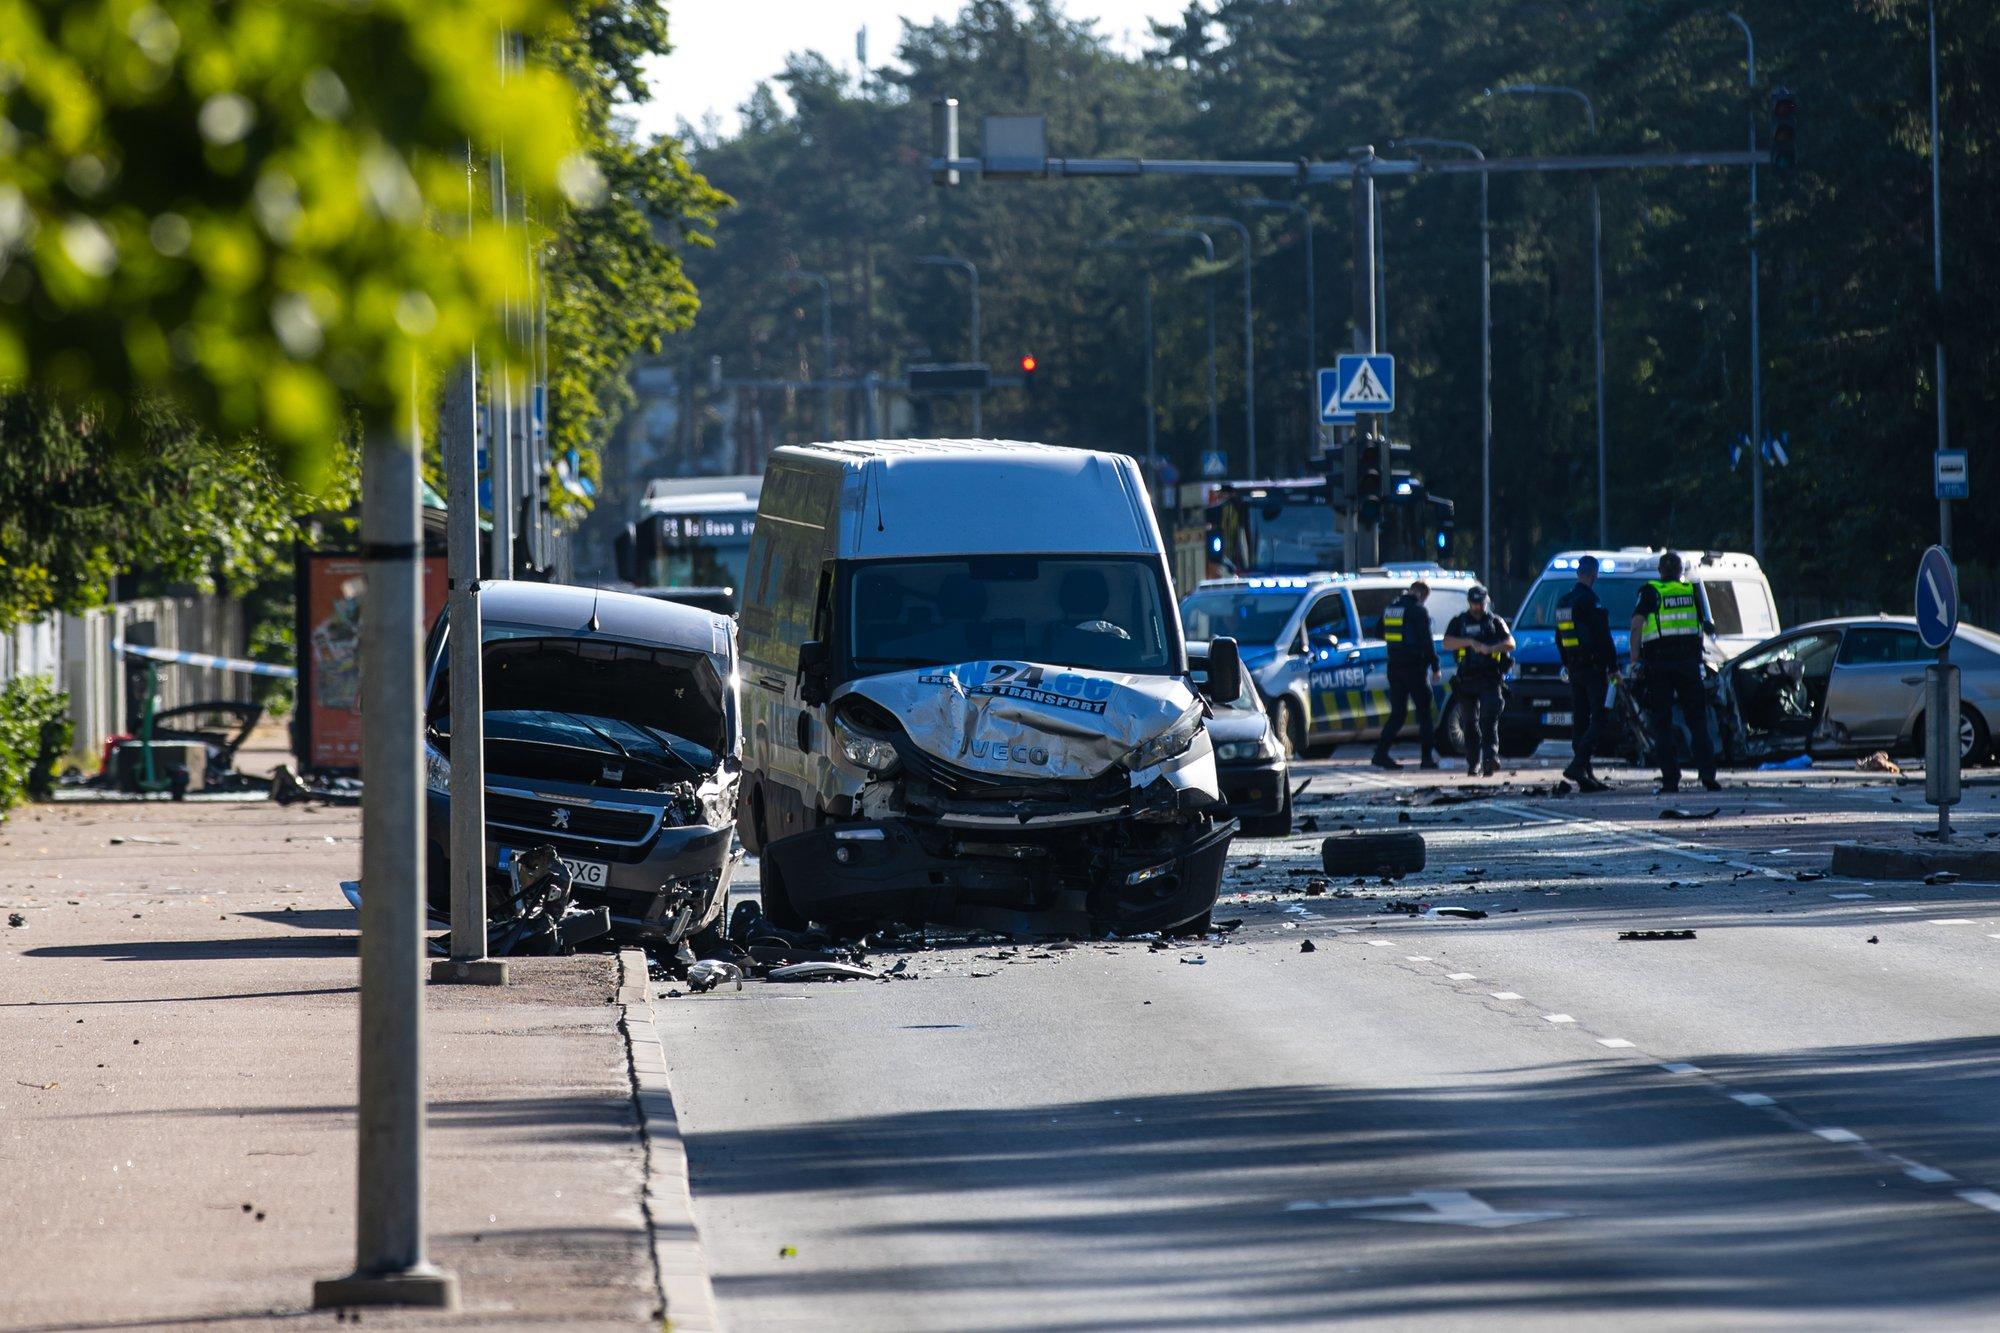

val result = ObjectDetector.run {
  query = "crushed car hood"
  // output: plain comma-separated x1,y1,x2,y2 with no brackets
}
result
844,659,1199,781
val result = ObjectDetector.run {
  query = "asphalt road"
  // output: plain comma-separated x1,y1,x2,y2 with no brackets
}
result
653,754,2000,1331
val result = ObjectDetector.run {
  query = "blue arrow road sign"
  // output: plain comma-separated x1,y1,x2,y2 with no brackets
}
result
1335,354,1395,413
1915,544,1959,651
1317,368,1355,425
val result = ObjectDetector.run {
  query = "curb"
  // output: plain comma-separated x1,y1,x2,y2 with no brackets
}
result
617,947,722,1333
1830,841,2000,882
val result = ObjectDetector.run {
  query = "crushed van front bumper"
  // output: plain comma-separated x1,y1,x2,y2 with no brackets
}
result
762,813,1234,937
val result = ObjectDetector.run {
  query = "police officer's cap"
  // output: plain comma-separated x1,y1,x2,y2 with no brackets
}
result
1467,584,1488,603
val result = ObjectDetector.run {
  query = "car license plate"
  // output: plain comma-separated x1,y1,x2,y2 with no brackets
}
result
1543,711,1572,727
498,847,608,887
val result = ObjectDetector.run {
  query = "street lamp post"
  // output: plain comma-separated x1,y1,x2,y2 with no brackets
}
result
1724,12,1764,560
1391,138,1491,582
1088,239,1162,475
786,270,835,440
916,255,982,434
1184,215,1257,478
1494,83,1606,547
1240,197,1315,475
1154,227,1221,466
1928,0,1950,552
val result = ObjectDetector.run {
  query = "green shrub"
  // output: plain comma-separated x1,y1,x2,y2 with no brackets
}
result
0,676,72,812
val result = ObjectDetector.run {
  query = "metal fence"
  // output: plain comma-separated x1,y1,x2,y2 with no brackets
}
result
0,596,250,756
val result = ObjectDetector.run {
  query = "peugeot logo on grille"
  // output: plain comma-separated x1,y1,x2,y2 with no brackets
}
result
550,806,571,831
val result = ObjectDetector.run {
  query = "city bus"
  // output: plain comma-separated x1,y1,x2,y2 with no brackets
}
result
620,475,762,611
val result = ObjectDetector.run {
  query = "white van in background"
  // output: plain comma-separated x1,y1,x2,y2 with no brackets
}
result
736,439,1242,937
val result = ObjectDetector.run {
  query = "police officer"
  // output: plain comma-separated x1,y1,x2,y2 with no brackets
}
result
1370,580,1441,770
1628,551,1720,793
1555,555,1617,792
1442,585,1514,778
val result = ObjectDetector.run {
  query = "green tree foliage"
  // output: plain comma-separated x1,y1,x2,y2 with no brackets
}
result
673,0,1995,609
0,0,579,481
537,0,726,518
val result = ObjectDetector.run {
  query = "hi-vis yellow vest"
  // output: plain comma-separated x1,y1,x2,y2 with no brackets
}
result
1382,603,1407,645
1640,580,1700,643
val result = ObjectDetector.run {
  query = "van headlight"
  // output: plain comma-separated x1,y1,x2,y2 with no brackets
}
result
1122,703,1205,771
832,713,900,774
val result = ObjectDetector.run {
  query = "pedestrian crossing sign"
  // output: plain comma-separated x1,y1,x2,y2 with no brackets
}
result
1336,354,1395,413
1316,368,1355,424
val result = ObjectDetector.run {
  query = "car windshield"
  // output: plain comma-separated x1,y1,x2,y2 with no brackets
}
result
1180,588,1307,644
1515,575,1654,631
848,555,1175,675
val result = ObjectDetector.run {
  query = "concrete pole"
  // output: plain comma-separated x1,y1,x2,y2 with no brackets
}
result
1929,0,1951,553
434,353,503,986
313,406,457,1311
487,40,515,583
1185,216,1256,477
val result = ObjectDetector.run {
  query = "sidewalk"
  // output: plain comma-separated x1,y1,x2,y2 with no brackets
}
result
0,796,659,1331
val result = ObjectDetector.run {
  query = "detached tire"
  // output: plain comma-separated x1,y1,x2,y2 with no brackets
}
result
1321,831,1426,879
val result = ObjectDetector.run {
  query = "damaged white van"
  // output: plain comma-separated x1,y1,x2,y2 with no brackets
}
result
738,440,1243,936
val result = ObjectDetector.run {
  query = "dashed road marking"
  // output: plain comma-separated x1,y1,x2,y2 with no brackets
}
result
1731,1092,1775,1107
1931,918,1974,925
1831,892,1875,900
1956,1190,2000,1214
1543,1014,1576,1024
1813,1127,1862,1144
1906,1165,1957,1184
1367,940,1393,947
1405,955,1432,962
1446,972,1477,980
1660,1062,1702,1074
1875,906,1920,913
1489,991,1523,1000
1597,1038,1636,1048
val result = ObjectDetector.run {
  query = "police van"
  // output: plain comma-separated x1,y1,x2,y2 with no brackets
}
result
1180,565,1484,755
1501,548,1780,757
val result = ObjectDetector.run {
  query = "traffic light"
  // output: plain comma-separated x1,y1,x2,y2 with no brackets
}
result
1769,87,1797,170
1019,353,1039,393
1357,434,1384,524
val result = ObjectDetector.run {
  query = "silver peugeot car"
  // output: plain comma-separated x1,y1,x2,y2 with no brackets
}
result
1717,616,1999,766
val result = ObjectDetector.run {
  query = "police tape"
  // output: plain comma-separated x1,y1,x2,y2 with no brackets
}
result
112,638,297,680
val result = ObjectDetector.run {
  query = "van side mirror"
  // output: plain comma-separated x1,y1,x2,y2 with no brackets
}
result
1205,637,1243,704
797,639,831,707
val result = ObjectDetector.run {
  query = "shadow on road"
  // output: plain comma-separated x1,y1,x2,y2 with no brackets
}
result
686,1046,2000,1327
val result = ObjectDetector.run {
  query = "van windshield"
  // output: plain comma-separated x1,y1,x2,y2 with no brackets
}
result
848,555,1175,676
1515,575,1658,631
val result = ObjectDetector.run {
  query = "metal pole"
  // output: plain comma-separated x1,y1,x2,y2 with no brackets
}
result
915,257,981,434
1388,139,1490,578
487,34,515,582
313,400,457,1311
1184,216,1256,477
1350,147,1380,569
1726,13,1763,560
1373,190,1387,350
1242,197,1315,475
1929,0,1950,553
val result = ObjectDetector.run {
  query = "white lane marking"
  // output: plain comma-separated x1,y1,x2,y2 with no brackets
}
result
1289,1190,1570,1229
1987,934,2000,941
1956,1190,2000,1214
1405,955,1433,961
1660,1062,1703,1074
1543,1013,1577,1024
1447,972,1477,980
1831,892,1875,900
1813,1127,1862,1144
1731,1092,1775,1107
1597,1038,1636,1048
1367,940,1393,947
1931,918,1974,925
1489,991,1523,1000
1479,795,1794,882
1875,906,1919,914
1906,1165,1957,1184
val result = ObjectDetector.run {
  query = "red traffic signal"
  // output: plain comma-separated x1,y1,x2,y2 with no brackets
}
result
1019,353,1039,393
1019,354,1037,373
1769,86,1797,170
